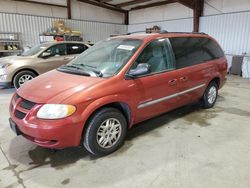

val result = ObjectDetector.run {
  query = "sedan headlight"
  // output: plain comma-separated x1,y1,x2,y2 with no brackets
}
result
0,63,11,69
0,63,11,75
37,104,76,119
0,69,5,75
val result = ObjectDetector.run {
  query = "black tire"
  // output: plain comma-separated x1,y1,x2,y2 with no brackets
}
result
202,82,218,109
83,107,127,156
13,70,37,89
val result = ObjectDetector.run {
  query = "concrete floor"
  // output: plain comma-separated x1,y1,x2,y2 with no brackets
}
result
0,75,250,188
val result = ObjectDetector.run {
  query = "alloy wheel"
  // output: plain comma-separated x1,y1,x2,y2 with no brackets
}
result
96,118,122,149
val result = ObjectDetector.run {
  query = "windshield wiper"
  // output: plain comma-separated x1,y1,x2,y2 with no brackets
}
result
72,63,103,77
58,65,91,76
62,64,81,69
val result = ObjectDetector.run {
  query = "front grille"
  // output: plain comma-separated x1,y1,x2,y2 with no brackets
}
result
12,94,37,120
15,110,26,119
14,94,20,102
19,99,36,110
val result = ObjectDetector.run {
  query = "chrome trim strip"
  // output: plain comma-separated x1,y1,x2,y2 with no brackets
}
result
137,84,206,109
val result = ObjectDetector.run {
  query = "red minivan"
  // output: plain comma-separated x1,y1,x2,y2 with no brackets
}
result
9,33,227,156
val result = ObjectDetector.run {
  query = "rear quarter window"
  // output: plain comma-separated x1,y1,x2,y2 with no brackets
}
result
169,37,224,69
67,44,88,55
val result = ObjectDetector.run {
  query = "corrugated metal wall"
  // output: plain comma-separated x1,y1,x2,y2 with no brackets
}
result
0,12,127,47
1,11,250,56
200,11,250,55
129,11,250,56
128,18,193,33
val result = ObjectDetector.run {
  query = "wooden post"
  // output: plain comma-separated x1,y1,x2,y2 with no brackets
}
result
193,0,203,32
125,11,129,25
67,0,71,19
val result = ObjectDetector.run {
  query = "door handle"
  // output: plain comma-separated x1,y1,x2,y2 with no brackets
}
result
168,79,177,86
180,76,188,82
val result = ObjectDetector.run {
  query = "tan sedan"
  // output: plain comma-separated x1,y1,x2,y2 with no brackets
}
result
0,41,90,88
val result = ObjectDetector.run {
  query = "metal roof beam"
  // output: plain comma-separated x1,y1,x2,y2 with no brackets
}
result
177,0,194,9
13,0,67,8
77,0,127,13
131,0,177,11
116,0,154,8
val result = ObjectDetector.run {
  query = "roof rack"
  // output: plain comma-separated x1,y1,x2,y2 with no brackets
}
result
126,31,146,35
160,30,207,35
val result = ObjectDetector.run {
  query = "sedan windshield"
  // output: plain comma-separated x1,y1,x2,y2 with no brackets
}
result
22,43,50,56
69,38,142,77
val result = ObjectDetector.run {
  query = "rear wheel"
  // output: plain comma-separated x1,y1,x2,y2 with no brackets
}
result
83,107,127,156
13,70,36,89
202,82,218,109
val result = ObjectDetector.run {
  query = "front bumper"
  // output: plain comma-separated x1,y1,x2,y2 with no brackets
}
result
0,81,12,88
9,94,84,149
0,73,12,88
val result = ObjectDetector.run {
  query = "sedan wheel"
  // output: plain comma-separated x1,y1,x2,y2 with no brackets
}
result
13,70,37,89
18,74,34,86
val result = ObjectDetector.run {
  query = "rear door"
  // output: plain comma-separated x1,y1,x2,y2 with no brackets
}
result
129,39,179,122
169,36,224,104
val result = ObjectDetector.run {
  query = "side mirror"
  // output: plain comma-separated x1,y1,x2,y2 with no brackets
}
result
128,63,150,78
41,52,51,58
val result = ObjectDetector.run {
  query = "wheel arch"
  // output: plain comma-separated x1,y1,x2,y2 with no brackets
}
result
209,77,220,88
84,101,132,128
12,68,39,84
80,98,134,139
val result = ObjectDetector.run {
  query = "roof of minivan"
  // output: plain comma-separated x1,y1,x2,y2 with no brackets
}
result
112,32,212,41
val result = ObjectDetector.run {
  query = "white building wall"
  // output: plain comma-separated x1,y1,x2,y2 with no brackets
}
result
0,0,68,18
128,18,193,33
0,12,127,47
0,0,125,24
129,3,192,24
204,0,250,16
202,0,250,55
71,0,124,24
129,3,193,33
200,12,250,55
128,0,250,55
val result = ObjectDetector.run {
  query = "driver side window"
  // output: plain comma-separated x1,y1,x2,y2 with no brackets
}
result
44,44,66,57
130,39,175,76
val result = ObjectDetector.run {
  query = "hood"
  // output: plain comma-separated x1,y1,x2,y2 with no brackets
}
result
17,70,105,104
0,56,33,66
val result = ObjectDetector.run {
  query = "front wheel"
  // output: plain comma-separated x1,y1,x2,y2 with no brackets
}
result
13,70,36,89
83,107,127,156
202,82,218,109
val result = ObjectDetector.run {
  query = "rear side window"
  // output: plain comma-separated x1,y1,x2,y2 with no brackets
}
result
67,44,88,55
44,44,66,56
169,37,224,69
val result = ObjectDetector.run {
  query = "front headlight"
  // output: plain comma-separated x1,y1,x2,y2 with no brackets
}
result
37,104,76,119
0,63,11,75
0,74,7,81
0,63,11,69
0,69,5,75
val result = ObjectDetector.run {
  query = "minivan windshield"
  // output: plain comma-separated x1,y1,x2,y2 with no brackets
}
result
22,43,50,56
67,38,142,77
